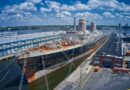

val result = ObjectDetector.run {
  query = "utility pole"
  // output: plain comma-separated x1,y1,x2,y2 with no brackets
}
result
18,52,28,90
41,56,49,90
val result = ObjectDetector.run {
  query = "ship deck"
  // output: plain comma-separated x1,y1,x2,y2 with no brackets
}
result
18,35,104,59
18,43,82,59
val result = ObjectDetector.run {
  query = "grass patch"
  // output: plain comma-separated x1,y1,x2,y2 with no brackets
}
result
29,53,92,90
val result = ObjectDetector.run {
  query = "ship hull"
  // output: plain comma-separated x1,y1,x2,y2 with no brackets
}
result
17,36,106,83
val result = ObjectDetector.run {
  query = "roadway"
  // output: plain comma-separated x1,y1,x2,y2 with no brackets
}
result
81,68,130,90
96,33,122,56
0,58,28,90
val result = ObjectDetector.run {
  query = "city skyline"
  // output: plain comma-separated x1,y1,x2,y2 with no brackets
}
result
0,0,130,26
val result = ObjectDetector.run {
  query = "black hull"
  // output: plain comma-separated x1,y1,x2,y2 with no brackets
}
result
17,36,106,82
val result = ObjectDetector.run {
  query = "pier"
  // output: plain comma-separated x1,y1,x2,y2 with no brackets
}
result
0,31,64,57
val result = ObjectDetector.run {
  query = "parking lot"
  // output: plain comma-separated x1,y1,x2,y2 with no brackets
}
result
81,68,130,90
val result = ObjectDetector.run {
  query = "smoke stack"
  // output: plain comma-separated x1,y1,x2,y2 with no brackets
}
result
90,22,96,32
74,17,76,31
78,19,86,32
119,23,121,29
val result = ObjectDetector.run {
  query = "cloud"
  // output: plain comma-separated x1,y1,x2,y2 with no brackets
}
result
46,0,130,13
75,12,102,20
102,12,115,18
60,3,89,11
62,11,71,16
19,3,37,11
15,14,23,18
115,13,124,19
56,11,71,18
47,1,89,12
46,1,61,12
40,7,52,12
0,0,130,26
125,16,130,19
74,3,89,10
87,0,130,12
122,12,130,15
2,2,37,15
0,0,39,23
61,4,75,11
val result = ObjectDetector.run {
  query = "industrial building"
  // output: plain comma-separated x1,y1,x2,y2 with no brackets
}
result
92,33,123,68
0,31,65,57
122,40,130,69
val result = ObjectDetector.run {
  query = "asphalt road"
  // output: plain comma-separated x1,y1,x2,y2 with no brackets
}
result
0,58,28,90
81,68,130,90
97,33,122,56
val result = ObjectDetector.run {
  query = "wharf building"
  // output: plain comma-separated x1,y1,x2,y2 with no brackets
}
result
92,33,123,68
122,34,130,69
123,43,130,69
0,31,65,57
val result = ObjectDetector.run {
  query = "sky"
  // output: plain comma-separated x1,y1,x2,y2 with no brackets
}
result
0,0,130,26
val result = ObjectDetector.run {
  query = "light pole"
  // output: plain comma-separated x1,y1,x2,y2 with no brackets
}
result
41,56,49,90
18,52,29,90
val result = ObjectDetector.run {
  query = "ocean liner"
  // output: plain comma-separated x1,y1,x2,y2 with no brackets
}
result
15,19,106,83
0,19,107,84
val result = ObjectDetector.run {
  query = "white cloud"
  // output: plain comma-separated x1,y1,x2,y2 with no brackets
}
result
122,12,130,15
2,6,17,14
115,13,124,19
125,16,130,19
87,0,130,12
61,3,89,11
2,2,37,15
75,12,102,20
62,11,71,16
61,4,75,11
87,0,100,9
47,1,61,12
74,3,89,10
19,3,37,11
46,0,130,13
56,11,71,18
47,1,89,12
0,0,38,23
0,0,130,26
102,12,115,18
15,14,23,18
40,7,52,12
24,12,32,16
56,13,65,18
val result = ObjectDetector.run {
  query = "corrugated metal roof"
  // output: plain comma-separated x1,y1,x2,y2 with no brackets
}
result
0,31,66,45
